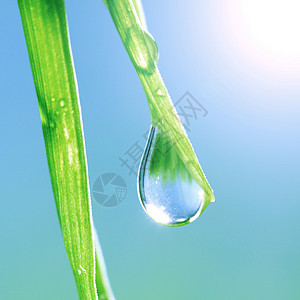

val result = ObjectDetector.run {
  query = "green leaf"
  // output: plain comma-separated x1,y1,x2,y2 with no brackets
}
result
105,0,215,214
18,0,114,299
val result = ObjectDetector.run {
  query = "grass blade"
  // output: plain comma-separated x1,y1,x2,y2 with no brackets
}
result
18,0,114,298
105,0,215,214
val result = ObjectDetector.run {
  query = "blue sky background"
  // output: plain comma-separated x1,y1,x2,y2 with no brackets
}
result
1,1,300,299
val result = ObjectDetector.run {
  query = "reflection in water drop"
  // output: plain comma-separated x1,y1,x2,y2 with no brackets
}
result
138,126,205,226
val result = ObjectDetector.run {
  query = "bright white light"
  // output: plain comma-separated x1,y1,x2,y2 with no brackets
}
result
241,0,300,57
208,0,300,79
145,204,172,224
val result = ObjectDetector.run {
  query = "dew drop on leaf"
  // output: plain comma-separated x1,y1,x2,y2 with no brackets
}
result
144,31,159,64
138,126,206,226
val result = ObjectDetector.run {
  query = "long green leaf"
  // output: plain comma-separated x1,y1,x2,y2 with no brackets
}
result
105,0,215,214
18,1,114,299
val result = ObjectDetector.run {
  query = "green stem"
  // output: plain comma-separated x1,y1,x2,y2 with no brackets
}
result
106,0,214,213
18,0,114,299
94,230,115,300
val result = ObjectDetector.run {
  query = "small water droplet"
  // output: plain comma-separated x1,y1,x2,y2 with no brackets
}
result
60,100,65,107
125,28,156,74
78,264,86,276
138,126,206,226
156,89,164,96
144,31,159,64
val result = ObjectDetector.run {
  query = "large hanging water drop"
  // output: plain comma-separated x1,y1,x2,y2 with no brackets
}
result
138,126,206,226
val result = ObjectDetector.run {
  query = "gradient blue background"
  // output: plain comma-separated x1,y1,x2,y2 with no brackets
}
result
1,1,299,299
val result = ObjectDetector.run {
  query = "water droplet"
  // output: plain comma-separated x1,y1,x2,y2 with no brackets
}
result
59,100,65,107
125,28,156,74
138,126,206,226
78,264,86,276
144,31,159,64
156,88,163,96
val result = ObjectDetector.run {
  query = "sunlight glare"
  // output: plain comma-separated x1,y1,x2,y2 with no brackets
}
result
242,0,300,57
